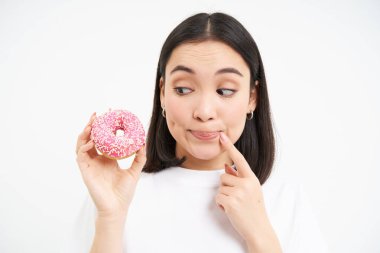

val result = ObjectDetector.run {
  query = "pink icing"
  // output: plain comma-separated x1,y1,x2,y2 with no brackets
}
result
90,109,145,159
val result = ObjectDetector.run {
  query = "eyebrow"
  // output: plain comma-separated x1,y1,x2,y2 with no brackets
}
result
169,65,243,77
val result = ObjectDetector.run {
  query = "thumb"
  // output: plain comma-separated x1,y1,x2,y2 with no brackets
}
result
128,145,146,177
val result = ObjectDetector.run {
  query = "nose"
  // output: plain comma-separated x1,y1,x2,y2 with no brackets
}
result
193,94,217,122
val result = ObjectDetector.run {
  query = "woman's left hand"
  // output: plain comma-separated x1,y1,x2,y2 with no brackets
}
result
215,132,282,253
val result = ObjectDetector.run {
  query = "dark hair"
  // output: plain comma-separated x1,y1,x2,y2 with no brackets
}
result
143,12,275,185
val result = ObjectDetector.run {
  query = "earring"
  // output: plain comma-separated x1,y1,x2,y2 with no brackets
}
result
247,110,254,120
162,107,166,118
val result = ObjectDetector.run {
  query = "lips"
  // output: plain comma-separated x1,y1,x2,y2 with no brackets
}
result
190,130,220,141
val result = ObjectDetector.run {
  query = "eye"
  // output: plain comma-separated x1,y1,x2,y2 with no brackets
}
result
216,88,235,96
174,87,193,95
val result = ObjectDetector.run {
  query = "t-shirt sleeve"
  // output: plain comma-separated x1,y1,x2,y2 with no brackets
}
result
60,194,96,253
286,183,329,253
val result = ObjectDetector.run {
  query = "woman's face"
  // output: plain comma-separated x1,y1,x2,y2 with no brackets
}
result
160,40,257,169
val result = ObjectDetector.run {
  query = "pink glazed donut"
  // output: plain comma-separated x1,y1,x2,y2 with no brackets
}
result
90,109,145,160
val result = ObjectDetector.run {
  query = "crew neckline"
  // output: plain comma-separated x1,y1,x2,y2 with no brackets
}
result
159,166,225,188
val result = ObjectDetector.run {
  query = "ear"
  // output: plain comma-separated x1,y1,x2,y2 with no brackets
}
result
248,80,259,112
159,77,165,108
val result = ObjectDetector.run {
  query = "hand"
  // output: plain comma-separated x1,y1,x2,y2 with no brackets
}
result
215,132,282,252
75,112,146,220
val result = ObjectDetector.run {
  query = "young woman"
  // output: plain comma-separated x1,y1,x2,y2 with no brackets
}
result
73,12,328,253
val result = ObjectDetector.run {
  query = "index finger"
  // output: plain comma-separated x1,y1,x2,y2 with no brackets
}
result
76,112,96,154
219,132,253,178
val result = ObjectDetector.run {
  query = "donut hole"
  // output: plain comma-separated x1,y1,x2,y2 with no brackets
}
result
115,128,125,137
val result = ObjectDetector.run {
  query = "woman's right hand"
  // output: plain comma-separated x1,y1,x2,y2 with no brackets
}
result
75,112,146,221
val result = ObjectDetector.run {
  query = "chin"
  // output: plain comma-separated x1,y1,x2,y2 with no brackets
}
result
188,144,222,161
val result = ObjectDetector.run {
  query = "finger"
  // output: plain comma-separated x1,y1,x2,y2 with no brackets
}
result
218,185,235,197
76,113,97,154
86,112,97,126
79,139,95,154
225,163,238,177
220,173,240,187
76,140,94,170
77,112,96,143
76,126,91,154
215,194,230,212
219,132,253,178
128,145,147,178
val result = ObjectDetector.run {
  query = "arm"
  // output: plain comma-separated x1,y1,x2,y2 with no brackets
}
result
244,219,282,253
90,215,126,253
75,113,146,253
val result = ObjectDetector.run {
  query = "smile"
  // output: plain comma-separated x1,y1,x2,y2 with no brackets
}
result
190,130,221,141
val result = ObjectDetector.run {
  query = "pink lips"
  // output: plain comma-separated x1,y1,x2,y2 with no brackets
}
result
190,130,220,141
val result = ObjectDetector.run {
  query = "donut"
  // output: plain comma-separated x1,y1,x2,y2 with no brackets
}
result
90,109,145,160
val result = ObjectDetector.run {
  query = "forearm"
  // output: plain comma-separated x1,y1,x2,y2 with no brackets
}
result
90,216,126,253
245,221,282,253
246,237,282,253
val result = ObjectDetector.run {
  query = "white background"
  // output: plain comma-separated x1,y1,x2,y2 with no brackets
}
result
1,0,379,252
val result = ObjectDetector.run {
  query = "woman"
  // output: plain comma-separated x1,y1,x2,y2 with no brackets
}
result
73,12,327,253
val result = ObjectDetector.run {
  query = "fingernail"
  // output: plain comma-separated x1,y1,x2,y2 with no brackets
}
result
224,163,235,175
220,132,227,143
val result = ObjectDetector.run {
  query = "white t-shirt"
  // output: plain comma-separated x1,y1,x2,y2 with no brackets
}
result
62,166,328,253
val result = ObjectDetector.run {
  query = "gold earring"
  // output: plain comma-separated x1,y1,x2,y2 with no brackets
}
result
247,111,254,120
162,107,166,118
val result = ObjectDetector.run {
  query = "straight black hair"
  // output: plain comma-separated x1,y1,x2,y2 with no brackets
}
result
143,12,275,185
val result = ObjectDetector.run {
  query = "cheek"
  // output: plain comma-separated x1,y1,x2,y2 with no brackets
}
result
223,103,247,141
165,97,189,131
